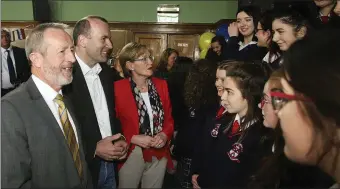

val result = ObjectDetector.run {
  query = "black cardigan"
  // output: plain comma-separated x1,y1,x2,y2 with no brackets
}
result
225,36,267,62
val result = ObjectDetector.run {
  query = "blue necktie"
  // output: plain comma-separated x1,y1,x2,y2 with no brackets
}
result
6,50,16,84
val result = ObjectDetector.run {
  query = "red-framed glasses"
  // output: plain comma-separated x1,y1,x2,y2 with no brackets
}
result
270,88,312,111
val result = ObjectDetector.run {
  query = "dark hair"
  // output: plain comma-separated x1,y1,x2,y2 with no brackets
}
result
249,69,286,189
183,59,218,109
225,62,269,137
283,29,340,172
208,35,228,61
272,8,309,34
73,15,109,46
211,35,227,48
259,10,281,63
157,48,179,72
236,5,261,42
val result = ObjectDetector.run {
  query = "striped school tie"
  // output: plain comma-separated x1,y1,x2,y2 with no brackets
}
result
54,94,83,180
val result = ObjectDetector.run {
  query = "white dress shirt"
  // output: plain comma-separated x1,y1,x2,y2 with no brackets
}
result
1,47,17,89
32,74,79,144
141,92,154,135
76,54,112,139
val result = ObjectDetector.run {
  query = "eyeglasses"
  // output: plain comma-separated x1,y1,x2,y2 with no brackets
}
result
260,94,270,109
134,55,154,63
270,88,312,111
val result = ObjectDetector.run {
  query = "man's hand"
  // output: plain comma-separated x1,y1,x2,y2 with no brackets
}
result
113,137,128,160
151,132,167,148
131,135,155,148
95,133,126,161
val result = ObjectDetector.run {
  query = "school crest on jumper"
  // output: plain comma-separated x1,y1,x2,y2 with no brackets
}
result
227,143,243,163
211,124,221,137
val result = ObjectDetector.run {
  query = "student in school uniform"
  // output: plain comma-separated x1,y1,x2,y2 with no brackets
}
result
255,10,283,70
272,9,309,52
225,6,267,62
191,62,272,188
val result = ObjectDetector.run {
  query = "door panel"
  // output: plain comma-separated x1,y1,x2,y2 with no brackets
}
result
134,33,167,68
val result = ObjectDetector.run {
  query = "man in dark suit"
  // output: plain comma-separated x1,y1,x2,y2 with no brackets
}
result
63,16,128,189
1,29,31,97
1,23,93,188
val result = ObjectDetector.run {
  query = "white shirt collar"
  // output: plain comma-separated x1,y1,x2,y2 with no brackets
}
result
75,53,102,76
238,41,257,51
234,113,258,130
31,74,62,102
262,52,281,63
1,46,12,53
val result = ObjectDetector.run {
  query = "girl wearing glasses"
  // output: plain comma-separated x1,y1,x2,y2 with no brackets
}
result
255,10,282,70
114,42,174,188
250,69,333,189
192,62,271,188
271,31,340,187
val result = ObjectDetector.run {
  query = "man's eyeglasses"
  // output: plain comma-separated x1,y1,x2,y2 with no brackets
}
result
270,88,312,111
134,55,154,63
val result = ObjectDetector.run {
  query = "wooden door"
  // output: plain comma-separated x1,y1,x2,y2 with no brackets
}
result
110,30,133,57
134,33,167,69
168,34,200,60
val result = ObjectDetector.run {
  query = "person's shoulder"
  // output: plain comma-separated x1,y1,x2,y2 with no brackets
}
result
2,83,30,108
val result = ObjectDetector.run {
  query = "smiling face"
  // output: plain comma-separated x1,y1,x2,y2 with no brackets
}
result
272,19,306,51
215,69,227,97
236,11,255,38
211,41,222,55
255,22,271,47
30,28,76,91
221,77,248,117
84,18,113,67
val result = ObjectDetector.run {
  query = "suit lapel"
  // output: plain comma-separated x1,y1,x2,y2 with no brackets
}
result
26,77,73,154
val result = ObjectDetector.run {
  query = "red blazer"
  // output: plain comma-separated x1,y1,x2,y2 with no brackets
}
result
114,77,174,170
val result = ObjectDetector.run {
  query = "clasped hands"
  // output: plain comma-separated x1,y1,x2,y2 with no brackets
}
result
131,132,168,149
95,133,128,161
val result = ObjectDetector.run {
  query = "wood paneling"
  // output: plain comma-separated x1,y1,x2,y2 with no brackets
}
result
1,19,234,61
134,33,167,68
168,34,200,60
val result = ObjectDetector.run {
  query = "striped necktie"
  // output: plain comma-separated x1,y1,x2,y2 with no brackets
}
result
54,94,83,180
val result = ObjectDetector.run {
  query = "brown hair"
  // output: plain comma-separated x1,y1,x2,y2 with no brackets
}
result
283,29,340,174
73,15,109,46
183,59,218,109
157,48,179,72
118,42,149,77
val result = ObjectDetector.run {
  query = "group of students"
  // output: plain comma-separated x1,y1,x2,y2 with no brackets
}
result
166,2,340,189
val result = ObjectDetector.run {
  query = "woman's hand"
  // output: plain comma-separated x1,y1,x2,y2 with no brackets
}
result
131,135,155,148
151,132,168,148
228,22,239,37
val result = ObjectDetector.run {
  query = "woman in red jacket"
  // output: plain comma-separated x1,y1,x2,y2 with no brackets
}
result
114,42,174,188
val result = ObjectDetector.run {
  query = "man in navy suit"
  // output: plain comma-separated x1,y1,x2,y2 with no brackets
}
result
1,29,31,97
